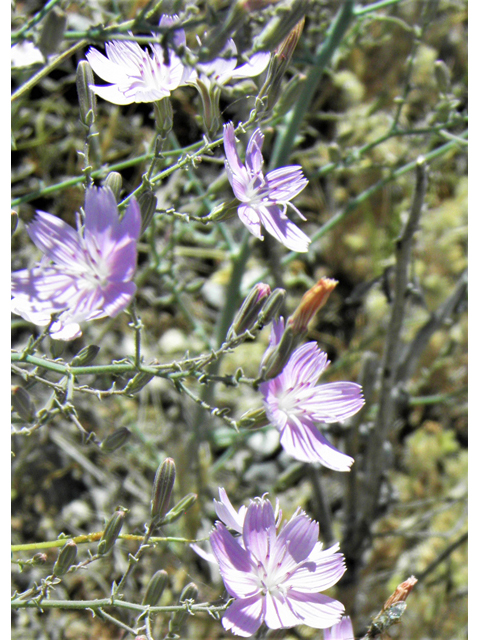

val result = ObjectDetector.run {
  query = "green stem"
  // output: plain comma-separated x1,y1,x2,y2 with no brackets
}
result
11,40,87,103
354,0,405,16
11,0,63,41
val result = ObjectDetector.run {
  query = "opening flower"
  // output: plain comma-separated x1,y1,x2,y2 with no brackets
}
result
86,15,192,105
223,122,311,252
259,319,364,470
210,494,346,637
324,615,355,640
11,187,141,340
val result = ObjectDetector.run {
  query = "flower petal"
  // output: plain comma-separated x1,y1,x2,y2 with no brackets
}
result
257,205,311,252
306,382,365,423
243,498,276,563
238,205,263,239
231,52,270,80
26,212,84,270
214,488,245,533
287,592,344,629
279,419,354,471
324,615,355,640
222,595,264,637
210,523,258,598
245,129,265,175
223,122,246,178
264,592,300,629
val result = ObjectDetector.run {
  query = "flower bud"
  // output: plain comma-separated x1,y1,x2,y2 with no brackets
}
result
142,569,169,606
257,288,286,326
227,283,271,340
257,18,305,113
138,191,158,235
38,8,67,57
151,458,176,525
98,509,126,555
287,277,338,334
169,582,198,633
49,338,65,359
162,493,197,525
32,552,48,565
383,576,418,610
259,323,295,380
100,427,132,453
71,344,100,367
253,0,309,53
124,371,155,395
237,407,269,429
12,386,36,422
102,173,123,202
53,540,77,576
76,61,97,127
153,98,173,138
434,60,451,94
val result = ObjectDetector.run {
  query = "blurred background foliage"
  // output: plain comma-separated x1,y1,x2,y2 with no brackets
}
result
12,0,467,638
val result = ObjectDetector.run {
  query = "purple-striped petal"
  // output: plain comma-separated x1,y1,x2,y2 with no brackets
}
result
222,595,264,637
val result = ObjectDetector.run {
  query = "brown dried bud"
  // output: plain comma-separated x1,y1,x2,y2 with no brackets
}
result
382,575,418,611
287,277,338,334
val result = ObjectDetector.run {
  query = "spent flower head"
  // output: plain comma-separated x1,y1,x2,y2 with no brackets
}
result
86,15,192,105
210,493,346,636
11,187,141,340
223,122,310,252
260,319,364,470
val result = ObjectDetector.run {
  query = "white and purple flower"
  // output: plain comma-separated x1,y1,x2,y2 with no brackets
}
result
11,187,141,340
210,493,346,637
86,15,192,105
260,319,364,471
223,122,311,252
324,616,355,640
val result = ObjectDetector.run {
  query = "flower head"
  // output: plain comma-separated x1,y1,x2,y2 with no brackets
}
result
191,39,270,91
210,494,346,637
11,187,141,340
324,616,355,640
259,320,364,470
223,122,310,252
86,15,191,105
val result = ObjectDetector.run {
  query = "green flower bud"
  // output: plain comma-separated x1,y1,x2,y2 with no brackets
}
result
53,540,77,576
49,338,65,359
169,582,198,634
142,569,169,606
237,407,269,429
32,552,48,565
71,345,100,367
161,493,197,525
76,61,97,127
102,173,123,201
100,428,131,454
38,8,67,57
151,458,176,525
259,323,295,381
253,0,309,53
153,98,173,137
227,283,271,340
98,509,126,555
124,371,155,395
257,288,286,326
138,191,158,235
12,386,36,422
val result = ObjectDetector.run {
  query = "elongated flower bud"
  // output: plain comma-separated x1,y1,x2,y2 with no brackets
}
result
287,277,338,334
12,386,36,422
124,371,155,395
142,569,169,606
76,61,97,127
102,172,123,201
169,582,198,633
98,510,126,554
254,0,309,53
434,60,451,94
100,428,131,453
237,407,269,429
138,191,158,235
38,8,67,57
151,458,176,524
153,98,173,138
162,493,197,525
53,540,77,576
227,283,271,339
71,345,100,367
50,338,65,359
259,323,295,380
257,288,286,326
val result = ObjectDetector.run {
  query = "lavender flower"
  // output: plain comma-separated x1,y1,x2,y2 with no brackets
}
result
11,187,141,340
86,15,191,105
259,319,364,471
324,616,355,640
210,494,346,637
223,122,311,252
191,39,270,90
